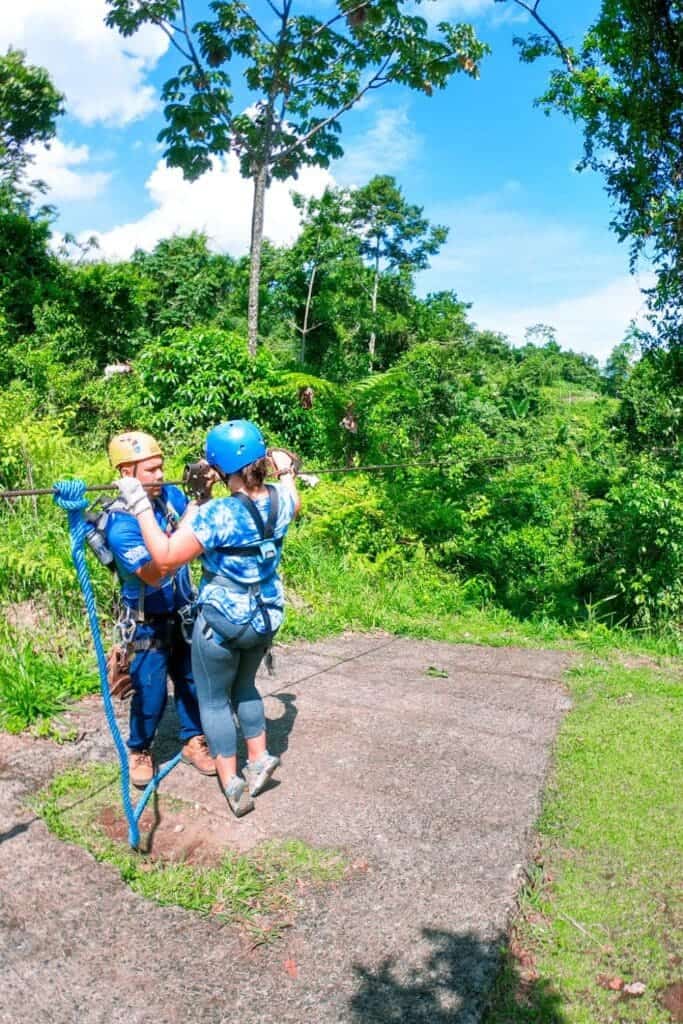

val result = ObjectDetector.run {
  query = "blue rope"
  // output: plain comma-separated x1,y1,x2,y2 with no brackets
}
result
53,478,181,849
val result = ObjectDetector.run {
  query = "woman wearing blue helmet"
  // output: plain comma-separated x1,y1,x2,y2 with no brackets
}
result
116,420,300,817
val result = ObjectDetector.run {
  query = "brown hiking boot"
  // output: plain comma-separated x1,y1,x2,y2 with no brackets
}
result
129,749,154,789
181,735,216,776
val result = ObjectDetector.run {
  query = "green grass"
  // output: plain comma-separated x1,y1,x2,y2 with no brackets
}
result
34,763,346,938
280,540,681,659
485,660,683,1023
0,621,98,735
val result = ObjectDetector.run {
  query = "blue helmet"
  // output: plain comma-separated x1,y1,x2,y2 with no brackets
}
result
205,420,267,475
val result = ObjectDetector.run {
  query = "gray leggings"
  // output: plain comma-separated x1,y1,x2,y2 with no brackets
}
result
191,608,271,758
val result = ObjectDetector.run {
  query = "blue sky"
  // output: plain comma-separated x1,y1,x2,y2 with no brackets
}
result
3,1,651,362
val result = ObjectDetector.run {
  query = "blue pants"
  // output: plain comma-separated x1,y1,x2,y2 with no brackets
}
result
128,617,203,751
191,609,270,758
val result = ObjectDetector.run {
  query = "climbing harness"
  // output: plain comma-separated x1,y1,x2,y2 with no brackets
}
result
202,485,281,673
107,491,198,659
52,478,183,850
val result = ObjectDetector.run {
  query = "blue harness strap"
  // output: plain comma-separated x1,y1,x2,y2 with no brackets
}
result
53,478,181,850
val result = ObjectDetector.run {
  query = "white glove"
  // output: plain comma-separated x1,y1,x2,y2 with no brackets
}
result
115,477,152,516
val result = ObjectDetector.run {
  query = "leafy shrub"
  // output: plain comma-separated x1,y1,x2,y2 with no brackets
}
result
599,460,683,628
0,625,97,733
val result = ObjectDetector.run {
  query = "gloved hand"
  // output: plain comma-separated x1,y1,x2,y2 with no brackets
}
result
267,447,301,478
115,477,152,516
183,459,218,503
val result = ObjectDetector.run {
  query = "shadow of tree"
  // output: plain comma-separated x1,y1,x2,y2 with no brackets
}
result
349,928,566,1023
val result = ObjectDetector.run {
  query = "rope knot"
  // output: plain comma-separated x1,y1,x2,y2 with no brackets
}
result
53,478,89,512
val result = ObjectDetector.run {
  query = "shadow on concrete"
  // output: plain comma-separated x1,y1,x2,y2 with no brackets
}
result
154,691,298,766
0,820,35,846
349,928,567,1023
264,692,298,759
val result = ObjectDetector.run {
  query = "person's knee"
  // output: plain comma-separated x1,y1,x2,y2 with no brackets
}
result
237,699,265,739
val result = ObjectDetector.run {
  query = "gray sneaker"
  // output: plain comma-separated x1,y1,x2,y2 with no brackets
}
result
243,752,280,797
223,775,255,818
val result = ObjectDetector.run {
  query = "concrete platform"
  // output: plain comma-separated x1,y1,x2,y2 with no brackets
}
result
0,633,571,1024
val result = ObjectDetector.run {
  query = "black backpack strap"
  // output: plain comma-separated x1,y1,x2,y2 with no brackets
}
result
230,491,266,539
214,486,281,557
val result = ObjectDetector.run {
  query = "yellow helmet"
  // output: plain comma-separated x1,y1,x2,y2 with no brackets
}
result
108,431,162,469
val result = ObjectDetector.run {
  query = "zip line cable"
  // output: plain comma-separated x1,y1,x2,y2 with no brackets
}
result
0,452,539,501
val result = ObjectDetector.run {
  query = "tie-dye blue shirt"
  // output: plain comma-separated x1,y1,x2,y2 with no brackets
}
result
190,484,297,633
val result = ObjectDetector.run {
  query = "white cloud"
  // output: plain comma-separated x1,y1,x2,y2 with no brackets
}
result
335,107,421,186
84,154,335,260
419,0,528,26
473,275,654,362
0,0,168,125
28,139,110,201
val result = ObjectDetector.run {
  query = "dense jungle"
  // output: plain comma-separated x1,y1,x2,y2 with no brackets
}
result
0,4,679,729
1,16,683,734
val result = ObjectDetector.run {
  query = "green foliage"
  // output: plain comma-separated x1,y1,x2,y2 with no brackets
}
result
616,343,683,452
133,326,344,460
0,623,96,733
106,3,489,186
0,205,59,338
132,233,239,333
601,460,683,629
0,385,77,489
0,47,64,192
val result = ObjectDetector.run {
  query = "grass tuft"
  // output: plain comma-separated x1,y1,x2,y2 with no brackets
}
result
33,762,346,938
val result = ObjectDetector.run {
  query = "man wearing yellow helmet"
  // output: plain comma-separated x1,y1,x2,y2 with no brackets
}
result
106,431,215,788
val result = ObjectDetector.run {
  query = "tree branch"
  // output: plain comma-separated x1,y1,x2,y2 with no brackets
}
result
154,18,193,62
179,0,208,70
273,52,393,164
310,3,371,41
508,0,574,71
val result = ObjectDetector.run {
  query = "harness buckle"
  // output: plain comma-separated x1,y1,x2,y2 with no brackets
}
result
177,602,197,645
115,611,137,647
258,540,277,562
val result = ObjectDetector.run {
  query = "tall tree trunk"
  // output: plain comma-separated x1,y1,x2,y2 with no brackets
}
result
301,263,317,363
369,259,379,370
248,163,268,357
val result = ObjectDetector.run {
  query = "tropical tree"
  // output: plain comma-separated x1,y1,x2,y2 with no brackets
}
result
0,50,63,337
501,0,683,347
0,48,63,200
349,175,448,367
105,0,488,354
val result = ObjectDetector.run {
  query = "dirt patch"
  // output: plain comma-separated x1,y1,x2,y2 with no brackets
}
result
96,799,236,866
3,599,50,633
662,981,683,1022
616,652,683,679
